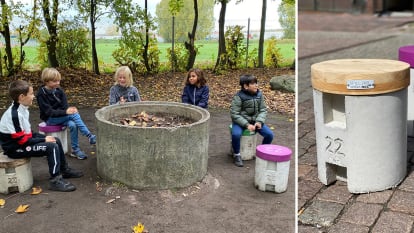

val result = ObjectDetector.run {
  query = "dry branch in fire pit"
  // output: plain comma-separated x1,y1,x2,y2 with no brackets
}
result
114,111,195,128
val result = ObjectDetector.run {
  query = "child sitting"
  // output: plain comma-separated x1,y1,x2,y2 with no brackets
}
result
230,75,274,167
109,66,141,105
0,80,83,192
181,68,209,108
36,68,96,160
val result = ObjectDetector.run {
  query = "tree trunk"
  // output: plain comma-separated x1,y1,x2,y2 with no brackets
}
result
214,0,227,72
258,0,266,68
185,0,198,71
143,0,151,74
1,0,14,75
42,0,59,67
90,0,100,74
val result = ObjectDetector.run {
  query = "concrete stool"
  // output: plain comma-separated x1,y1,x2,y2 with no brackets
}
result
399,46,414,137
229,124,257,160
312,59,409,193
0,152,33,194
255,144,292,193
38,122,69,155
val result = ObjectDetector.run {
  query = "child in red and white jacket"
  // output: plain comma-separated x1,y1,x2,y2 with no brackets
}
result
0,80,83,192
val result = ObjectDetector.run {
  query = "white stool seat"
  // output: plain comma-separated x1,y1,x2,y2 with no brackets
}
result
0,152,33,194
38,122,69,155
229,124,257,160
255,144,292,193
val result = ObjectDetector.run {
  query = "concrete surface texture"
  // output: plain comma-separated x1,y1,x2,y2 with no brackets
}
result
298,11,414,232
95,102,210,190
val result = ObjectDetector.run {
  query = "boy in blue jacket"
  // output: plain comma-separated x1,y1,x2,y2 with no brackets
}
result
0,80,83,192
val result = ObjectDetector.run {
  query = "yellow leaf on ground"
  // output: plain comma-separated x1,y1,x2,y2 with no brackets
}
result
96,182,102,192
129,120,137,126
131,222,145,233
0,199,5,206
15,204,30,213
31,187,42,195
106,199,116,204
288,118,294,122
270,126,275,130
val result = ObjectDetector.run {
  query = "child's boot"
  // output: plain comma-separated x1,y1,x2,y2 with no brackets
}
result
49,175,76,192
233,153,244,167
61,166,83,178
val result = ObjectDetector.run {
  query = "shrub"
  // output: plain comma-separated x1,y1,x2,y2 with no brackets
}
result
265,38,283,68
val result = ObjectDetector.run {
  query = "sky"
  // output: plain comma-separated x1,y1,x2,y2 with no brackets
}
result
18,0,282,33
139,0,282,31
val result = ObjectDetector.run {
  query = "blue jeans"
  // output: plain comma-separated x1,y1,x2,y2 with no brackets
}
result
47,113,91,151
231,123,274,154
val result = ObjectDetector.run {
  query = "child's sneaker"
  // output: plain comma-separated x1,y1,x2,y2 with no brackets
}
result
62,167,84,178
49,175,76,192
234,155,244,167
88,134,96,145
70,149,88,160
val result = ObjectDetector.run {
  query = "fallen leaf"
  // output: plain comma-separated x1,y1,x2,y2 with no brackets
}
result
91,151,95,155
288,118,294,122
15,204,30,213
96,182,103,192
31,187,42,195
270,126,275,130
106,199,116,204
0,199,5,207
131,222,145,233
129,120,137,126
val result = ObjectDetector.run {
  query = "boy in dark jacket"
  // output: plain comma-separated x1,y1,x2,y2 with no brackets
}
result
0,80,83,192
230,75,274,167
36,68,96,160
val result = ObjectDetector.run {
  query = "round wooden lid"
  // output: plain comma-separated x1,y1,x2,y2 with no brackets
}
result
311,59,410,95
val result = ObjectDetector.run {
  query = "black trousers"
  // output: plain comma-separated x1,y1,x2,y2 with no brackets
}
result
6,137,68,177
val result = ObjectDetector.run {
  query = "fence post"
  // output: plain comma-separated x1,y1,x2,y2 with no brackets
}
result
172,16,175,72
246,18,250,68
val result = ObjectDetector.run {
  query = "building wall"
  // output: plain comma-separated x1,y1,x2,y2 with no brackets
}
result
298,0,411,14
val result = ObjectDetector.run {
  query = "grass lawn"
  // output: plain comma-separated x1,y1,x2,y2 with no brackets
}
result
21,38,295,71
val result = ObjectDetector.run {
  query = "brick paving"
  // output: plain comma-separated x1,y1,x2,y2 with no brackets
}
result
298,11,414,232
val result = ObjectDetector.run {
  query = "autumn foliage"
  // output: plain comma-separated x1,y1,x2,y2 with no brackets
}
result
0,68,294,115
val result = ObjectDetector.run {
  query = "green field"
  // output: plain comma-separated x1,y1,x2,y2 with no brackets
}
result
22,39,295,71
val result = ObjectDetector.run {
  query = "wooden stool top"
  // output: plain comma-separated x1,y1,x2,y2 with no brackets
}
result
0,152,30,168
311,59,410,95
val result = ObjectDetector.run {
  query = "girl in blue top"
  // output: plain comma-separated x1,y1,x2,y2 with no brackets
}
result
109,66,141,105
181,68,209,108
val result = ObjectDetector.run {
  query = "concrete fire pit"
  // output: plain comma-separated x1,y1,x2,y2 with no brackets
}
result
95,101,210,190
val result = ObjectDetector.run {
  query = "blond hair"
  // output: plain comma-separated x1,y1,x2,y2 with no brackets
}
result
114,66,133,87
41,68,61,83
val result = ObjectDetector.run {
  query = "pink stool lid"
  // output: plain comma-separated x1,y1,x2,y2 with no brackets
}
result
38,122,65,133
256,144,292,162
399,45,414,68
